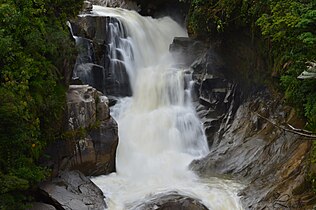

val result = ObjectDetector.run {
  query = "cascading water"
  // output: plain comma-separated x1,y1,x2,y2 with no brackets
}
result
86,5,244,210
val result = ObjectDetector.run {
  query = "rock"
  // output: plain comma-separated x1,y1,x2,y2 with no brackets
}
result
74,63,106,93
190,91,313,209
39,171,106,210
28,202,56,210
172,32,315,208
70,77,83,85
134,0,189,25
89,0,139,11
82,1,93,13
129,192,208,210
43,85,118,176
169,37,207,67
70,16,132,97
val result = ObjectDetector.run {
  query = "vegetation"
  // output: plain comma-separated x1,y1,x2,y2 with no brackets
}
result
0,0,83,209
187,0,316,132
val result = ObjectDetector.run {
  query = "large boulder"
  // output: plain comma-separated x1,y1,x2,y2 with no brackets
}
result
28,202,56,210
38,171,106,210
44,85,118,176
129,193,208,210
133,0,189,25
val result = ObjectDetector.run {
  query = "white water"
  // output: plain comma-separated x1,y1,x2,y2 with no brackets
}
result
90,6,244,210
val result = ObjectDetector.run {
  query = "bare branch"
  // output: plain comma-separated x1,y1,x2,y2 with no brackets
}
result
254,112,316,139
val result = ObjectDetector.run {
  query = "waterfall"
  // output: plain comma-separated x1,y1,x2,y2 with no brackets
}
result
87,6,244,210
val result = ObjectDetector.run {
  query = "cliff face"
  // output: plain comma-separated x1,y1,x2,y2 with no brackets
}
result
170,34,315,209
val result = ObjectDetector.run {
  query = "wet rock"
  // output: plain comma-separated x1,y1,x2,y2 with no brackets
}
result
70,16,132,97
169,37,207,67
191,91,313,209
44,85,118,176
89,0,139,10
134,0,189,25
169,37,242,147
28,202,56,210
75,63,105,92
191,51,241,146
39,171,106,210
172,33,315,208
129,192,208,210
82,1,93,13
70,77,83,85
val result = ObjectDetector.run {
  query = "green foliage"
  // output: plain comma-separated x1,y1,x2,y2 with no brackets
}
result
187,0,259,37
187,0,316,131
0,0,83,208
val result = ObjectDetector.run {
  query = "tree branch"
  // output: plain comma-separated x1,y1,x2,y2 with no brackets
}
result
255,112,316,139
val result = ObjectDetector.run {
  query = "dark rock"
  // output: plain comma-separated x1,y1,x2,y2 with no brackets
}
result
134,0,189,26
28,202,56,210
74,37,95,64
70,16,132,97
43,85,118,176
89,0,139,11
70,77,83,85
82,1,93,13
129,192,208,210
75,63,105,93
190,91,313,209
38,171,106,210
169,37,207,67
172,29,315,208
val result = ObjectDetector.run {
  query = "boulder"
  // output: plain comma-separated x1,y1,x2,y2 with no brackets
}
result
133,0,189,25
82,1,93,13
129,192,208,210
169,37,207,67
28,202,56,210
44,85,118,176
38,171,106,210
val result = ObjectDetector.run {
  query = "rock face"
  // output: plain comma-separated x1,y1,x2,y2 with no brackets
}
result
89,0,139,10
70,15,132,97
44,85,118,176
29,202,56,210
191,92,313,209
39,171,107,210
170,37,315,209
170,37,241,147
134,0,189,25
129,193,208,210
